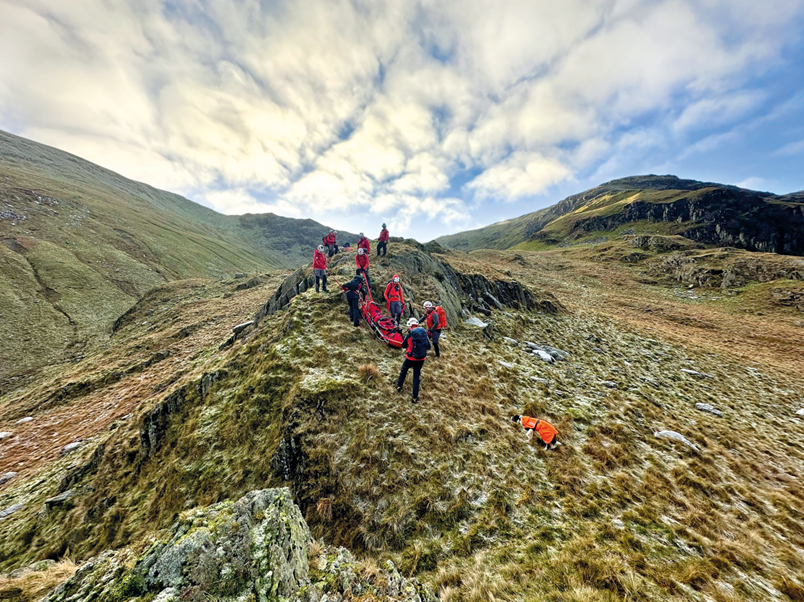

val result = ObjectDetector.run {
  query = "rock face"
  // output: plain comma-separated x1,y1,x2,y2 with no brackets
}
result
47,489,312,602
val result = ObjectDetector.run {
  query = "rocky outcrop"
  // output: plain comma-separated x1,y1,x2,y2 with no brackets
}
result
140,371,223,457
46,488,435,602
255,242,562,325
46,489,312,602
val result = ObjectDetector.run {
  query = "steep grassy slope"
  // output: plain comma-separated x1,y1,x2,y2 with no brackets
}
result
437,175,804,255
2,241,803,601
0,130,357,385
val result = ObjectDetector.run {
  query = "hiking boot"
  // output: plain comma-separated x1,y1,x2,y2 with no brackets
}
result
411,397,418,404
396,386,403,394
322,288,329,293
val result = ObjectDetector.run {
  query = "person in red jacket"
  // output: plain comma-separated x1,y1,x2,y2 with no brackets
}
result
423,301,441,358
377,223,389,256
312,244,329,293
384,275,404,326
511,415,562,450
355,248,371,290
323,230,337,257
357,232,370,254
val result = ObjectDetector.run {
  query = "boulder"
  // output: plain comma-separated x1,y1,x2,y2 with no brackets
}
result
15,417,33,425
600,380,618,388
681,368,715,379
44,490,76,511
796,409,804,416
0,503,23,520
654,430,699,452
502,337,518,345
60,441,81,456
232,320,254,335
0,472,17,485
532,350,554,363
47,489,312,602
0,432,12,441
695,403,723,417
465,317,488,328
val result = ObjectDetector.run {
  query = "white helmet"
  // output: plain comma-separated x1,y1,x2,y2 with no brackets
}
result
317,245,325,252
423,301,433,310
393,276,400,283
359,232,364,237
407,318,419,328
358,248,365,255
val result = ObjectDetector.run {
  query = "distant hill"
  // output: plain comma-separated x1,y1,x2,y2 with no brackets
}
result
0,130,355,382
437,175,804,254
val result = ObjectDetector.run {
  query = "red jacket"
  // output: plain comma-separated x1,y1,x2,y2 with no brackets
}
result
358,236,370,253
425,308,441,331
356,253,369,270
324,233,336,245
385,280,404,304
521,416,558,443
313,249,327,270
378,228,389,242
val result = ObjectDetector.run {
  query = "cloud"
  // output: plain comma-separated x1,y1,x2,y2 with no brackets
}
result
774,140,804,156
1,0,803,239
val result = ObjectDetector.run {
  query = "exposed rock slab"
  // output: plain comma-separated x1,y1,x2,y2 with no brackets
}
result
654,430,699,452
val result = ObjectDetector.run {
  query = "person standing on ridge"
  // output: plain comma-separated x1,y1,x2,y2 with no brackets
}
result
377,223,389,256
396,318,430,403
357,232,370,254
384,275,405,326
423,301,442,358
356,247,371,291
511,415,562,450
324,230,338,257
341,272,364,327
313,245,329,293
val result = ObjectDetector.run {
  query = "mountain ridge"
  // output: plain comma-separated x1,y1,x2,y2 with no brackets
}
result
437,175,804,254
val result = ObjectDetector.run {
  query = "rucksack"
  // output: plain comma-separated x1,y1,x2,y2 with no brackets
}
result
409,327,430,360
435,306,448,330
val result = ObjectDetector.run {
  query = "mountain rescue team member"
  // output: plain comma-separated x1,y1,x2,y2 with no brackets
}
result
356,248,371,291
313,245,329,293
396,318,430,403
377,223,389,256
357,233,370,254
423,301,441,358
341,272,364,327
384,275,404,326
511,415,562,450
324,230,338,257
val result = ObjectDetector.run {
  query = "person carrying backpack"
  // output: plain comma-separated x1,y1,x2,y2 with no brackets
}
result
357,233,370,254
396,318,430,403
377,223,389,256
313,245,329,293
384,275,405,326
356,248,371,290
510,415,562,450
341,272,364,327
423,301,445,358
324,230,338,257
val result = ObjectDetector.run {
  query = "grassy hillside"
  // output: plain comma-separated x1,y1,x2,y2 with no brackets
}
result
437,175,804,255
1,240,803,601
0,130,357,386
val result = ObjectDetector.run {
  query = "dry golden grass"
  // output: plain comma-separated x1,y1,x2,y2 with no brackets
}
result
0,560,78,601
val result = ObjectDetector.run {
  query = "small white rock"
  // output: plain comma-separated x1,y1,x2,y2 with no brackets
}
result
533,350,554,363
15,417,33,425
796,409,804,416
0,432,13,441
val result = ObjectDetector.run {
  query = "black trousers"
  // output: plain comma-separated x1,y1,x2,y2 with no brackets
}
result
347,295,361,326
377,241,387,256
397,358,424,399
315,274,328,292
430,329,441,357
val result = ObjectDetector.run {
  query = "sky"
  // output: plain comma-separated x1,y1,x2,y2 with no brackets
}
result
1,0,804,241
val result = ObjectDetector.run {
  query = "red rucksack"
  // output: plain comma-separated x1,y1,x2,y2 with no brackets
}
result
436,306,448,330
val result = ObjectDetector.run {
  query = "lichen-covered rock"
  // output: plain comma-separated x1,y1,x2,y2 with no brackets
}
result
46,488,312,602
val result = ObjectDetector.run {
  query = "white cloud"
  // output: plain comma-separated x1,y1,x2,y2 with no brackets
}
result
0,0,802,237
774,140,804,156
